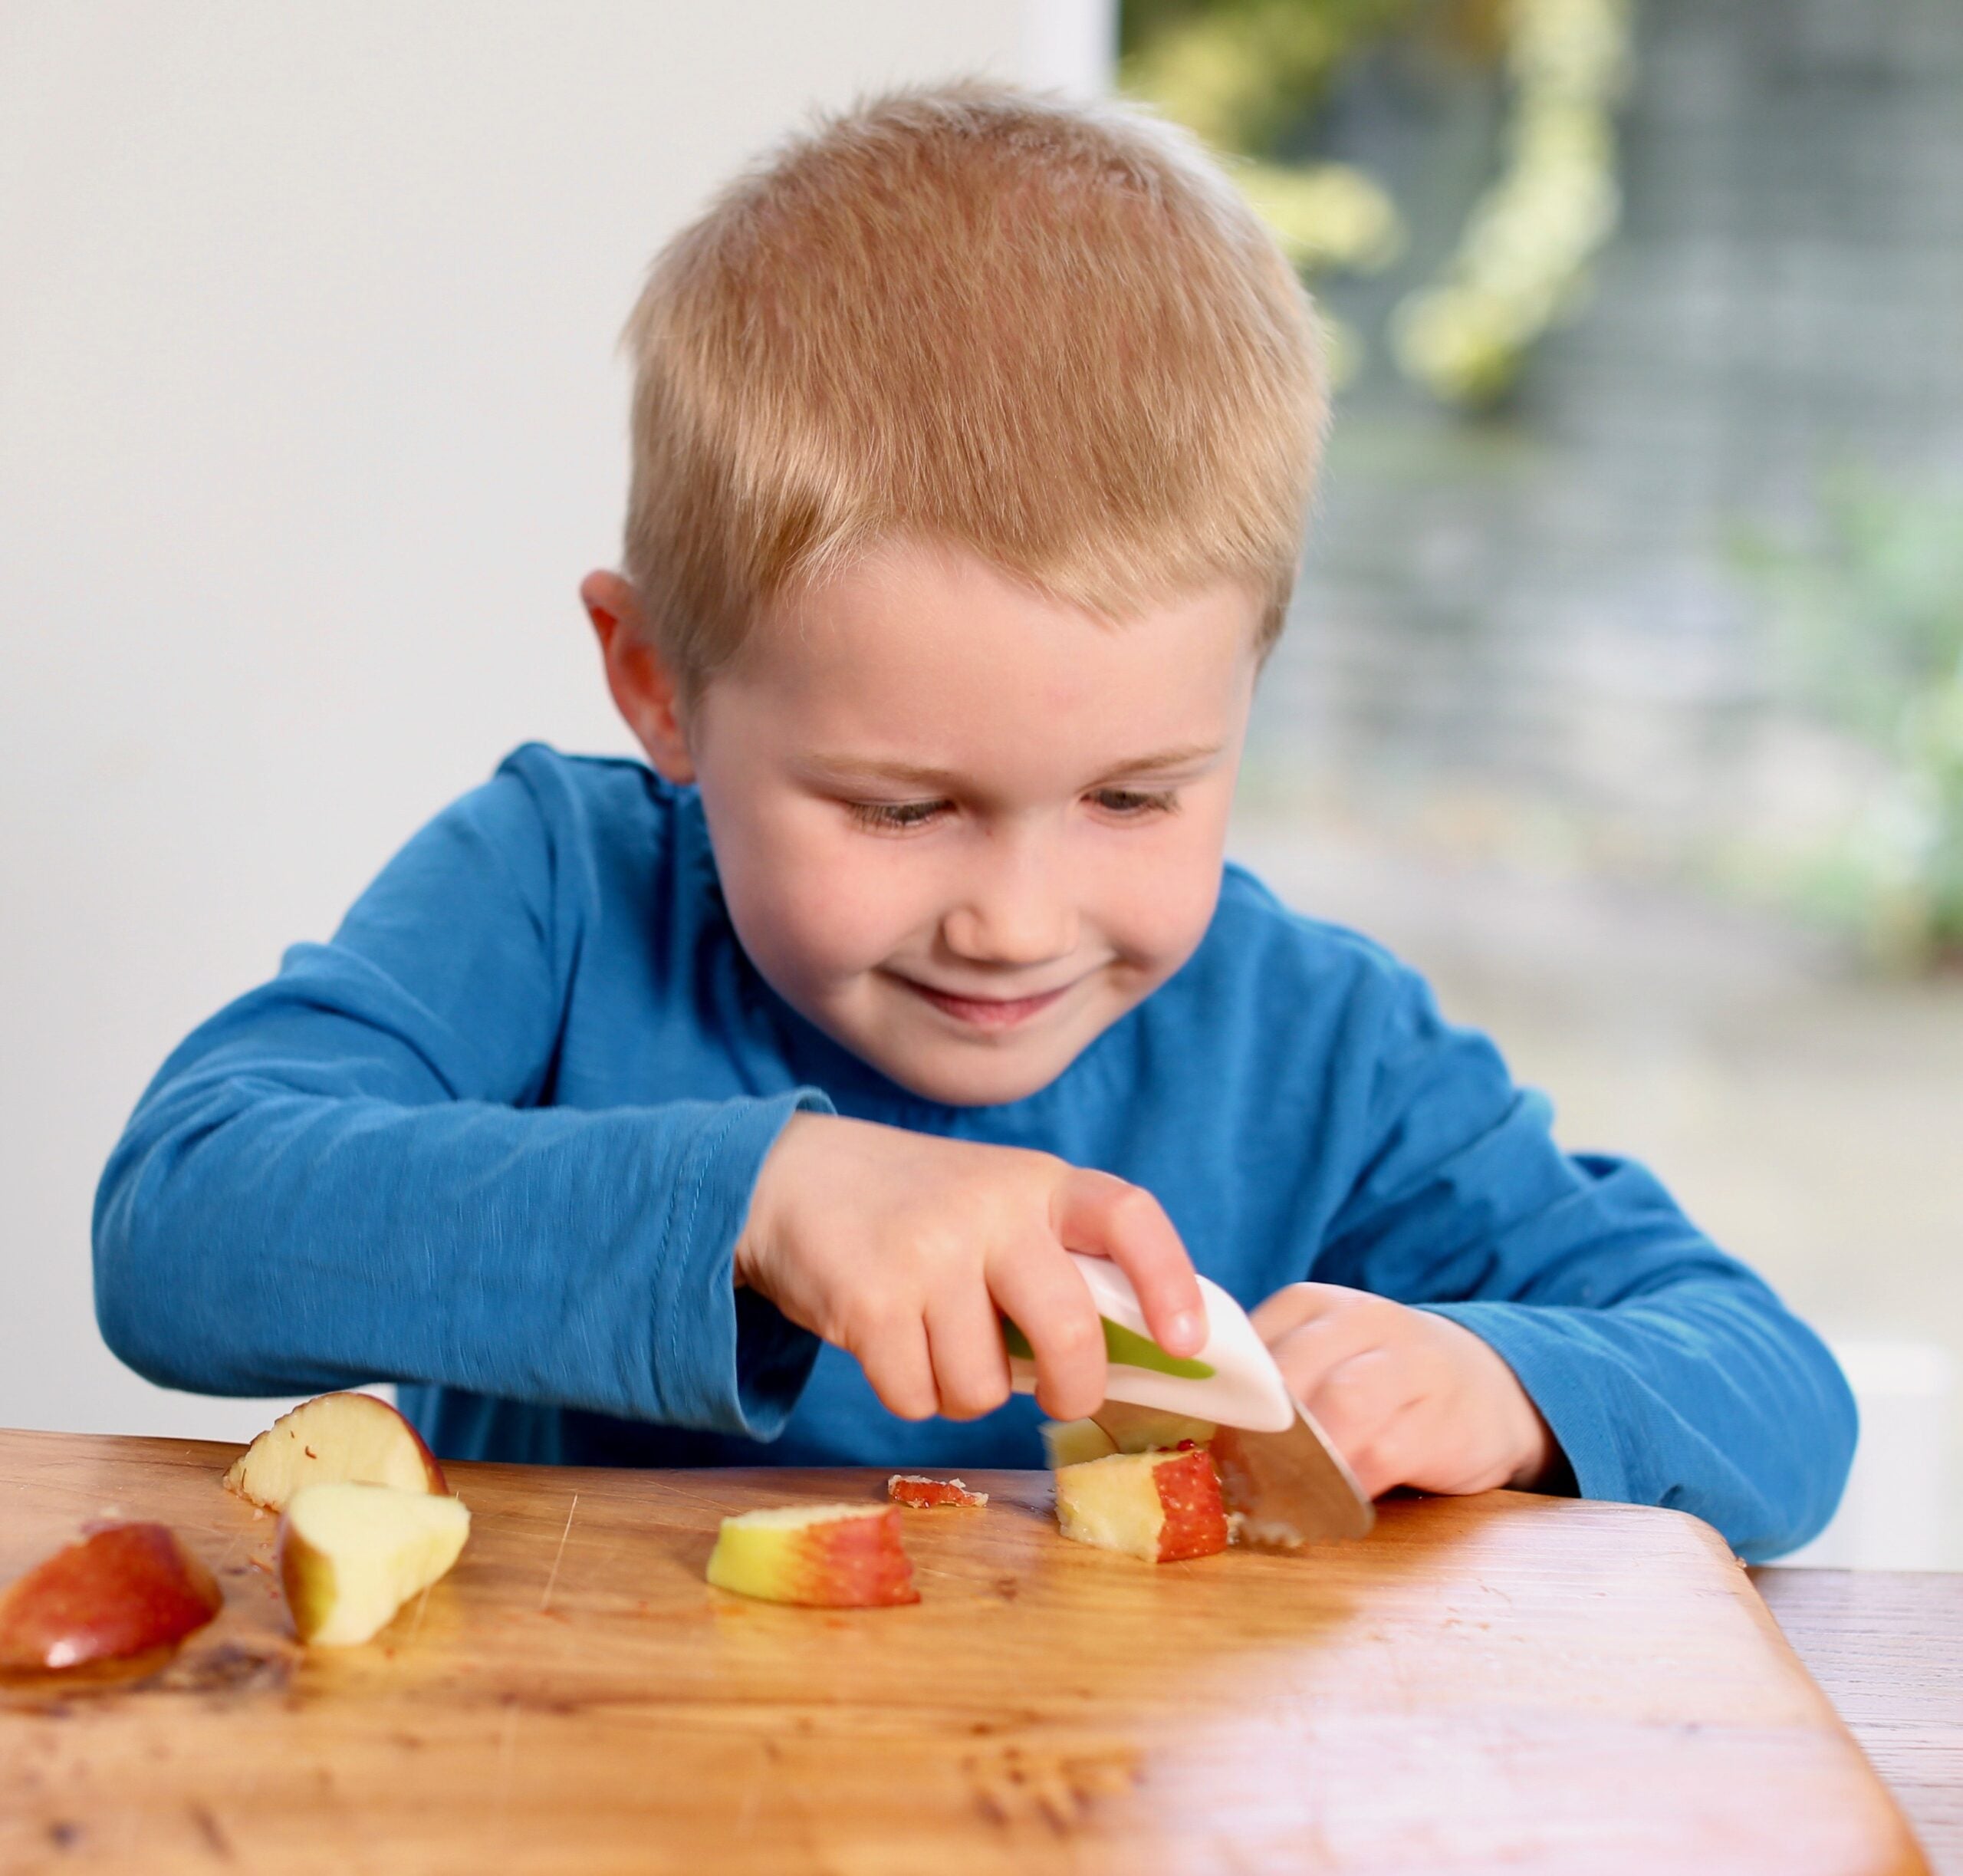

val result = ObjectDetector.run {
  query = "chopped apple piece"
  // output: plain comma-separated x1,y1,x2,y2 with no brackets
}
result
0,1524,222,1671
1054,1446,1230,1564
1041,1419,1119,1469
707,1504,919,1608
225,1391,447,1509
278,1483,471,1647
886,1474,988,1509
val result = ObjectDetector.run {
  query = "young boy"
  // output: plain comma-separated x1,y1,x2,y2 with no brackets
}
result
94,84,1853,1560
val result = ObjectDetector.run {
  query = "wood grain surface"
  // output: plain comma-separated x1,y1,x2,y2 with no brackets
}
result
1754,1568,1963,1876
0,1429,1928,1876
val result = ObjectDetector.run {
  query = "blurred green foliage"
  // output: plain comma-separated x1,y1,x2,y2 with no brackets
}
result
1731,469,1963,964
1123,0,1414,382
1121,0,1631,404
1123,0,1427,151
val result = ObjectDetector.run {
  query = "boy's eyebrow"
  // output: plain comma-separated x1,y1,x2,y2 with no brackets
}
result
802,743,1226,791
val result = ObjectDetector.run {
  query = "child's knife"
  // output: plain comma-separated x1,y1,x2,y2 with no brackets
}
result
1006,1253,1375,1545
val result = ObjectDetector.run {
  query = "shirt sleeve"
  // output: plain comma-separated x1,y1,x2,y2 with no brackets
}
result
92,762,828,1440
1313,959,1857,1562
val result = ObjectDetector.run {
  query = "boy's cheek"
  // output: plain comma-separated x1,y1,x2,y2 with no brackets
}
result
718,842,922,985
1108,837,1229,967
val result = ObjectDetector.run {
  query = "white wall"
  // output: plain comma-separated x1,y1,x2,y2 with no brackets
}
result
0,2,1115,1440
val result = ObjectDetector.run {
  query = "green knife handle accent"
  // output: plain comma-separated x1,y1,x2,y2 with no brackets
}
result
1001,1314,1215,1380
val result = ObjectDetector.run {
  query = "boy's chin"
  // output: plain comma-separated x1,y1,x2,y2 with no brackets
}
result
858,1028,1096,1110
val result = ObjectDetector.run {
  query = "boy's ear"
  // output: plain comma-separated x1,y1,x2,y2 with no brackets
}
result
580,571,695,784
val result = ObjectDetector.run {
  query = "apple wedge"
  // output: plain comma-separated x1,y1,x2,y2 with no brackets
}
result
224,1391,447,1509
0,1523,222,1671
1054,1445,1230,1564
278,1482,471,1647
706,1504,919,1608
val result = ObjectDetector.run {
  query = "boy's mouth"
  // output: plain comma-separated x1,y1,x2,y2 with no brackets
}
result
891,975,1074,1032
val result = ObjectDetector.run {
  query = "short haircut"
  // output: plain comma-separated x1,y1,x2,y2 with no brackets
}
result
620,81,1327,692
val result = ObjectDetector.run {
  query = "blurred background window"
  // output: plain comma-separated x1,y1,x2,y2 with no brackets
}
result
1134,0,1963,1565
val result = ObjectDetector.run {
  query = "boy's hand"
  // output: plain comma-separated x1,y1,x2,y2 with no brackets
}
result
1253,1284,1560,1499
736,1114,1205,1424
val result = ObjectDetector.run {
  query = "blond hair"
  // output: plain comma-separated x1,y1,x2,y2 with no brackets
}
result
621,82,1326,690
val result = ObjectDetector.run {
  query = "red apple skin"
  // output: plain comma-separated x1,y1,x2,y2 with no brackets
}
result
794,1508,919,1606
886,1475,988,1509
0,1525,222,1671
1150,1448,1230,1562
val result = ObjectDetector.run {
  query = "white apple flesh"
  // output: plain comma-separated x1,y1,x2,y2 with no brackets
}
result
278,1483,471,1647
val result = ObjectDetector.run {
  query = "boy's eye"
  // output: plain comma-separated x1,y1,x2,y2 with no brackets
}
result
1090,788,1179,818
847,799,949,831
845,791,1178,830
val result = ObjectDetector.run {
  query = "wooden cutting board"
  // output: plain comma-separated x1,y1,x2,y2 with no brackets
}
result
0,1429,1927,1875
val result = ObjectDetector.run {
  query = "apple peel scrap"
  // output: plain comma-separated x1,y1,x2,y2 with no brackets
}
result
886,1474,988,1509
279,1483,471,1647
0,1523,222,1671
707,1504,919,1608
225,1391,448,1509
1053,1446,1230,1564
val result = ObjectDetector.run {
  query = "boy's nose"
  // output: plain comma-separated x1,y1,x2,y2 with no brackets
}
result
940,828,1079,967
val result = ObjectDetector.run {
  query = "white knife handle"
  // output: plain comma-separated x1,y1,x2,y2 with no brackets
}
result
1007,1252,1296,1434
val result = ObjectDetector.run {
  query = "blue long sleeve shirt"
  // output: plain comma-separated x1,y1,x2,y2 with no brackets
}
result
94,744,1856,1559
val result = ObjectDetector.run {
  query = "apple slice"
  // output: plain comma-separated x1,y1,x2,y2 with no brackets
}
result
0,1524,222,1671
707,1504,919,1608
224,1391,447,1509
886,1474,988,1509
278,1483,471,1647
1054,1446,1230,1563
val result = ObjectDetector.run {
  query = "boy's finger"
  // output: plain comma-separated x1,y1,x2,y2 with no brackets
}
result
923,1291,1014,1422
858,1321,939,1422
1250,1281,1369,1345
1337,1439,1403,1503
989,1249,1107,1423
1292,1347,1416,1456
1331,1400,1425,1501
1052,1169,1205,1358
1261,1304,1384,1407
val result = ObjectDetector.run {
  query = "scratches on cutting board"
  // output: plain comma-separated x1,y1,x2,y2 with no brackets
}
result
538,1493,580,1614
